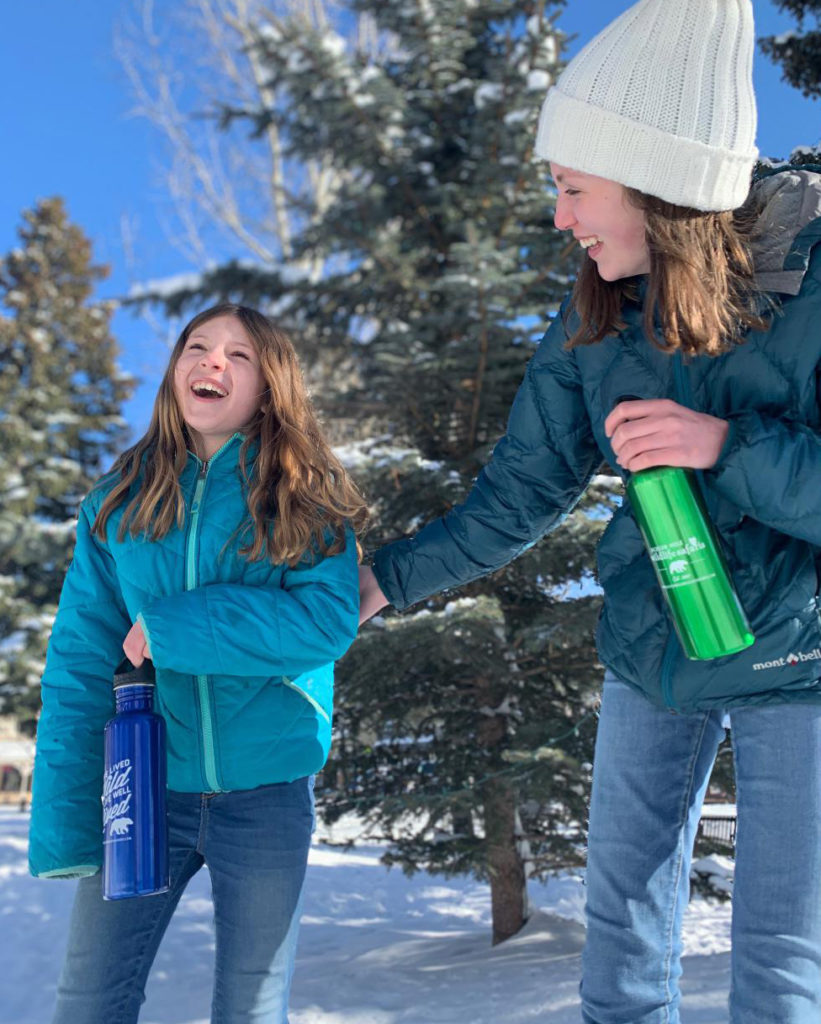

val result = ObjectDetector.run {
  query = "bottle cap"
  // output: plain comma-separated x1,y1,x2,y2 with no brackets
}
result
113,657,156,689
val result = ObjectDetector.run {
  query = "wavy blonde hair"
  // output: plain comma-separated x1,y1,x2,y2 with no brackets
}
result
566,188,770,354
93,304,368,566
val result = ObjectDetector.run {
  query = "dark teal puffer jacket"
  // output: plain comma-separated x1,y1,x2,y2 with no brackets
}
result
30,433,359,878
374,169,821,714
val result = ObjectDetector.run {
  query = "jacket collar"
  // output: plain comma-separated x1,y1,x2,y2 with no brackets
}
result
186,432,248,475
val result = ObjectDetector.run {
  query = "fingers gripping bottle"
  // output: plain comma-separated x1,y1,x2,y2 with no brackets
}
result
617,400,755,661
102,658,169,899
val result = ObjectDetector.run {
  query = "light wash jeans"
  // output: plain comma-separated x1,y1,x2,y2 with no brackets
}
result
52,777,314,1024
581,675,821,1024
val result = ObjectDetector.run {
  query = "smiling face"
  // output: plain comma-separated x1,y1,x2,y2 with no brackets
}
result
550,164,651,282
173,314,266,460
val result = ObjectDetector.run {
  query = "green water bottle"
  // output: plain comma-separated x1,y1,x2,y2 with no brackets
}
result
627,466,754,660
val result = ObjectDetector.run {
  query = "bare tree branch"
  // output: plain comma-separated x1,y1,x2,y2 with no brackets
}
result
114,0,374,280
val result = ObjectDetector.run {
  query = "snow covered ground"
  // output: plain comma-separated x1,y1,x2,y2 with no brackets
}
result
1,808,734,1023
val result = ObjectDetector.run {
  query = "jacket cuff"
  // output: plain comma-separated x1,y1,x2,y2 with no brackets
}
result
372,543,409,610
709,417,739,474
37,865,100,879
136,611,153,660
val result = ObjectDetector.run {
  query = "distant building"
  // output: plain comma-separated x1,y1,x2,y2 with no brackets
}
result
0,716,35,809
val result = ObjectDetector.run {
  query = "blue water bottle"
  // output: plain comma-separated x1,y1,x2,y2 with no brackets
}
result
102,658,169,900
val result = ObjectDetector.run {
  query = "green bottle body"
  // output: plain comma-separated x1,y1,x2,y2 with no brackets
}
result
627,467,755,661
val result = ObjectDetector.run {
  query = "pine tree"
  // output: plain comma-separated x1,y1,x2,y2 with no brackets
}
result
0,198,132,727
760,1,821,100
759,1,821,163
142,0,618,944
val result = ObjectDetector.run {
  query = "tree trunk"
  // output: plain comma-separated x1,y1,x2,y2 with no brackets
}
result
477,678,528,945
483,775,529,944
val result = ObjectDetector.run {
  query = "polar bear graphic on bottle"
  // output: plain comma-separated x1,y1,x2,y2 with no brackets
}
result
649,537,707,589
109,815,134,836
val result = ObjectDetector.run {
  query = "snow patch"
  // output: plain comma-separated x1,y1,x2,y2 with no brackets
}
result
1,806,735,1023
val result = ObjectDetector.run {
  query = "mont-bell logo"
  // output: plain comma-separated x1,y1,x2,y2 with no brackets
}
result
753,647,821,671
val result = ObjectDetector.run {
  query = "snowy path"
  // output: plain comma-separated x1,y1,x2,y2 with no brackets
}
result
1,809,732,1023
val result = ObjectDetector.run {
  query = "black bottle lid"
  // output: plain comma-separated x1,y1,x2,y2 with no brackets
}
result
113,657,156,689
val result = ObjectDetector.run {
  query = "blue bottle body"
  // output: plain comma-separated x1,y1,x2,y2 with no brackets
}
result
102,672,169,900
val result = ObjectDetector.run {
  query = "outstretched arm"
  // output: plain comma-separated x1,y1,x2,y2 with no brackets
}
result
371,312,601,611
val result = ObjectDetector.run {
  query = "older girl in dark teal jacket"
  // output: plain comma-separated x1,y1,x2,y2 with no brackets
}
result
360,2,821,1021
30,303,366,1024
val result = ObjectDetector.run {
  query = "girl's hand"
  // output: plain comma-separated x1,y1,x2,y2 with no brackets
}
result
359,565,389,625
123,621,151,667
604,398,729,473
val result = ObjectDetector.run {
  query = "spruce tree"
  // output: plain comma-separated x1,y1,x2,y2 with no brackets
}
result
143,0,617,944
759,1,821,164
0,198,132,726
760,1,821,100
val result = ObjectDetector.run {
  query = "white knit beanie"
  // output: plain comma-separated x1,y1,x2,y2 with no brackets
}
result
534,0,758,211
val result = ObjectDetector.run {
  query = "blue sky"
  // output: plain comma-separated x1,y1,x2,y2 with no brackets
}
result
1,0,819,438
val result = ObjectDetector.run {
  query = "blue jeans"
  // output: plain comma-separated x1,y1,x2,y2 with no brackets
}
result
581,676,821,1024
52,778,314,1024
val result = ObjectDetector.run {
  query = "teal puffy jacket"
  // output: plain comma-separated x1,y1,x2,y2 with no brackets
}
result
374,169,821,714
29,433,359,878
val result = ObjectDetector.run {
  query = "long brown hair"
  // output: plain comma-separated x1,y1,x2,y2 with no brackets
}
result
566,188,770,354
93,304,368,565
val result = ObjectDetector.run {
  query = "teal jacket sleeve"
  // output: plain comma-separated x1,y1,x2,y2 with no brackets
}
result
708,408,821,547
137,526,359,677
29,500,132,878
373,312,601,610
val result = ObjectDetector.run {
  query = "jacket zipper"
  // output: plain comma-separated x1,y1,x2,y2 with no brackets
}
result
657,354,694,711
672,350,689,406
185,436,241,792
660,631,680,710
673,353,709,495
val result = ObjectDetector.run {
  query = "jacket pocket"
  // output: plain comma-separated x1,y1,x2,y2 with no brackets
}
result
282,676,331,723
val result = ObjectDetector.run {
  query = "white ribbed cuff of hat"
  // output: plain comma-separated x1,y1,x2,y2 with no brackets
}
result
534,87,758,212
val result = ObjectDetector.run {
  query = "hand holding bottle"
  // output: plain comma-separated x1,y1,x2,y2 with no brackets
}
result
102,658,169,900
606,396,753,661
605,398,729,472
123,620,151,667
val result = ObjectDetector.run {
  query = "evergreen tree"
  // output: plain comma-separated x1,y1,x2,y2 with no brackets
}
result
760,1,821,100
143,0,618,944
0,198,132,726
760,1,821,163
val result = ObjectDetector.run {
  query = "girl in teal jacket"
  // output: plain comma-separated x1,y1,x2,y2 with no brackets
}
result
30,303,367,1023
360,1,821,1021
